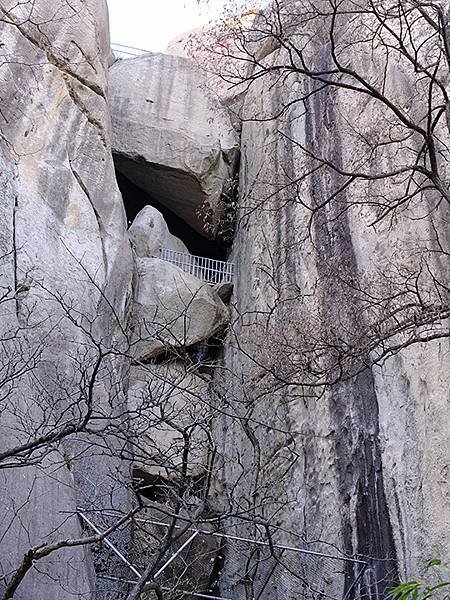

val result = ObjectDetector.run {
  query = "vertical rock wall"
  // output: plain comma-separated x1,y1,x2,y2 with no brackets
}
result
0,1,133,598
0,1,448,598
214,11,449,600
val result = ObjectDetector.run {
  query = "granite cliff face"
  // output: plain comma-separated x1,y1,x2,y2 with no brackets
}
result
216,74,448,598
212,5,449,599
0,1,448,599
0,1,132,597
0,2,232,597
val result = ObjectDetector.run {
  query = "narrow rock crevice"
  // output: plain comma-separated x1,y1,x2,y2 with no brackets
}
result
68,158,108,274
70,39,99,75
64,79,108,148
116,170,232,261
12,193,19,319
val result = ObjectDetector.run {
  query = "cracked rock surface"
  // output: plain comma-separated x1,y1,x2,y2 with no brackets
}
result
0,1,132,598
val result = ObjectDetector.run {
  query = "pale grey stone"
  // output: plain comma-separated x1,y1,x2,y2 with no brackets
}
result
128,361,210,479
213,18,449,599
108,52,239,237
128,205,189,258
213,281,233,303
166,11,279,122
132,258,228,360
0,1,133,598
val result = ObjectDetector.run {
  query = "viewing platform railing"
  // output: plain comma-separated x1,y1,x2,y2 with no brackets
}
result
157,248,234,285
111,43,151,60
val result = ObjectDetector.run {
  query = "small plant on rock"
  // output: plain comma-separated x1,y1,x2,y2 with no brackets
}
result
390,560,450,599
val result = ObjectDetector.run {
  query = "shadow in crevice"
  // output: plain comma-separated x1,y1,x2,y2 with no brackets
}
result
116,170,230,261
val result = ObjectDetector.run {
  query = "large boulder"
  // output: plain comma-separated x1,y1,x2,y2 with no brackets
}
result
108,53,239,237
128,205,189,258
128,361,210,479
132,258,228,360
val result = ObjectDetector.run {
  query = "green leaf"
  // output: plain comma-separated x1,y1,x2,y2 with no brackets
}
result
427,582,450,593
390,559,450,599
390,581,421,599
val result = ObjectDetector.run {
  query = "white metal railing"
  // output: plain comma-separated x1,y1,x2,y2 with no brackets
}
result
156,248,234,285
79,509,231,599
111,42,151,60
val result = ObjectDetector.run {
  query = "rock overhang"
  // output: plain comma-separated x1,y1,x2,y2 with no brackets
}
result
108,52,239,239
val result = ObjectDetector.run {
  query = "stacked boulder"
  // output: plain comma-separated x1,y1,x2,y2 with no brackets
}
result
109,53,239,237
126,205,228,480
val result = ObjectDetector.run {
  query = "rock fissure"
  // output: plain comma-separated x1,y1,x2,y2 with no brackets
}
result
65,79,108,148
1,3,448,599
11,193,18,315
70,39,99,75
68,158,108,274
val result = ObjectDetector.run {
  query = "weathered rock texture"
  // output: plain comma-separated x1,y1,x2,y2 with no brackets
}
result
0,1,133,598
2,1,449,598
212,4,449,599
129,205,189,257
109,53,239,237
131,257,228,360
166,10,280,130
128,361,210,478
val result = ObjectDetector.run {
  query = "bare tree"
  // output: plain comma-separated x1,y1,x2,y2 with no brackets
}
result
1,238,363,599
173,1,450,597
2,1,448,599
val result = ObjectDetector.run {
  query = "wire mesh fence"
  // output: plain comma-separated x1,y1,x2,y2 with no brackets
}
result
156,248,234,285
217,534,367,600
75,477,366,599
77,508,367,600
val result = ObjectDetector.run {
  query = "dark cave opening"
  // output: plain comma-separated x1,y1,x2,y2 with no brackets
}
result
132,467,209,503
132,468,170,503
115,169,231,261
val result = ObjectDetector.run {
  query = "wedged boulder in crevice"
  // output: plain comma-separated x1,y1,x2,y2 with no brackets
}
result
128,361,210,479
128,205,189,258
108,53,239,237
131,258,228,360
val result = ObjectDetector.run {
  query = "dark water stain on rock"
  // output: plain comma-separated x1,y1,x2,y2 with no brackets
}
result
305,46,398,598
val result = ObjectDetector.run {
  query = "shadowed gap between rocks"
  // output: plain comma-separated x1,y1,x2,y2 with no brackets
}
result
115,169,231,262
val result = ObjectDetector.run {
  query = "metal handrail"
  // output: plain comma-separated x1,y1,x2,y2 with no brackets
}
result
111,42,151,59
156,248,234,285
79,507,367,599
79,510,230,599
78,511,142,578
